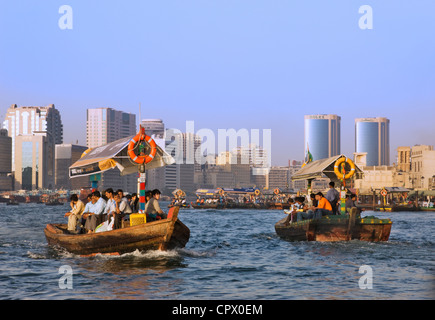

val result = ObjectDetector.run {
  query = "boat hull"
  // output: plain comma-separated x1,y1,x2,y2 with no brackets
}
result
275,210,392,242
191,203,225,209
44,207,190,255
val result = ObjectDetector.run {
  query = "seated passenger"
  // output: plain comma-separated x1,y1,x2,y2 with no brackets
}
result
84,191,107,233
129,193,138,212
296,196,315,222
144,189,166,222
64,194,85,233
111,192,133,229
308,192,333,219
283,198,297,225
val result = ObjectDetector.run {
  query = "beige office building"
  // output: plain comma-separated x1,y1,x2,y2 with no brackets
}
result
2,104,63,172
14,133,55,190
409,145,435,190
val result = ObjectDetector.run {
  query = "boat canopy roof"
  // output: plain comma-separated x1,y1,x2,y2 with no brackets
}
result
384,187,410,193
291,154,363,182
195,189,221,196
222,188,258,194
69,135,175,178
172,189,186,197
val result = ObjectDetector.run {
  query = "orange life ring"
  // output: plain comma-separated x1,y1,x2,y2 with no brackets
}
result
274,188,280,195
334,157,356,180
128,133,157,164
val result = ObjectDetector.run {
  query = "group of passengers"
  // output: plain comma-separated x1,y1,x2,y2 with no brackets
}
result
283,182,357,226
196,197,220,204
171,197,187,206
65,188,166,234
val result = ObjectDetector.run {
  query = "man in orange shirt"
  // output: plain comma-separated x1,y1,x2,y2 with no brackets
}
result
309,192,333,219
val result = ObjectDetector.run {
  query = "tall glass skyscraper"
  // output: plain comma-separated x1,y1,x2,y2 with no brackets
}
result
304,114,341,161
355,117,390,166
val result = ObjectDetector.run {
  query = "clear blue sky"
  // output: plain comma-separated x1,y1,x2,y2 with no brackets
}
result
1,1,434,166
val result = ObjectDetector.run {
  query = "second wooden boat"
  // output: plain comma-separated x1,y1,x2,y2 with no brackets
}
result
275,208,392,242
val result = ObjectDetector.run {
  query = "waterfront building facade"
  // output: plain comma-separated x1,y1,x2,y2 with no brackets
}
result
397,146,411,172
409,145,435,190
355,117,390,166
304,114,341,161
2,104,63,172
268,166,291,190
353,145,435,193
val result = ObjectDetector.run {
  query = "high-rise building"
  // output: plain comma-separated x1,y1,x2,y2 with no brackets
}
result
86,108,136,148
2,104,63,171
140,119,166,190
233,144,269,168
0,129,13,190
86,107,137,191
55,144,89,190
355,117,390,166
140,119,165,140
268,166,291,190
14,132,55,190
164,132,201,192
0,129,12,174
304,114,341,161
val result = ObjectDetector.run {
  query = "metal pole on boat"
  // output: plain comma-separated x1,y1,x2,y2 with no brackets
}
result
138,125,146,213
340,163,346,214
139,165,146,212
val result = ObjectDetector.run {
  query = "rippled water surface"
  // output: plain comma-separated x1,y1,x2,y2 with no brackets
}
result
0,202,433,299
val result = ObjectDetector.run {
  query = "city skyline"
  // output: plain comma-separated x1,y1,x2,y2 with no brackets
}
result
1,1,434,166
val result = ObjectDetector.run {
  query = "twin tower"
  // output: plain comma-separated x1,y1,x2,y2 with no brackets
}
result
304,115,390,166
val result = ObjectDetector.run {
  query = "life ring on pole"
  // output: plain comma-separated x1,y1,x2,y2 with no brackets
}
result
128,133,157,164
334,157,356,180
274,188,280,195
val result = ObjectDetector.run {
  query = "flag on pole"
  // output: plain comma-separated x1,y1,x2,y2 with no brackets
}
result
302,144,313,167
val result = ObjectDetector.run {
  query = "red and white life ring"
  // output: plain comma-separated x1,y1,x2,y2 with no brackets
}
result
127,132,157,164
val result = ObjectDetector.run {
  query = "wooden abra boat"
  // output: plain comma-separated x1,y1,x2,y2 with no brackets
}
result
168,203,190,209
267,202,291,210
44,206,190,256
191,202,225,209
275,208,392,242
